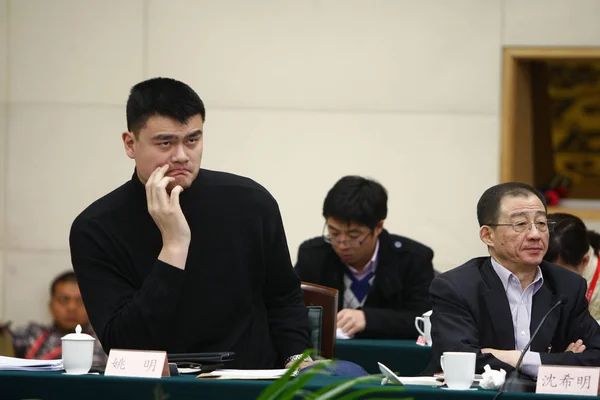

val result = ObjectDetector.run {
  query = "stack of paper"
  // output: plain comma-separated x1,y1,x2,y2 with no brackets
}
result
197,368,291,380
0,355,63,371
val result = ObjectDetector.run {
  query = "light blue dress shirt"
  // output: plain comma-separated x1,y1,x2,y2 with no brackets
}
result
491,257,543,376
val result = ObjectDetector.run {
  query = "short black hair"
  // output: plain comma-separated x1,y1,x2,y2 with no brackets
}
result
544,213,599,265
323,176,387,230
126,77,206,136
50,271,78,297
477,182,547,226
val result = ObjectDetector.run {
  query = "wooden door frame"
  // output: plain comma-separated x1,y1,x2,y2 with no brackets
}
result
501,47,600,220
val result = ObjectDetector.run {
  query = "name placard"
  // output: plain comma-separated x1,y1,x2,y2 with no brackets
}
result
105,349,170,378
536,365,600,396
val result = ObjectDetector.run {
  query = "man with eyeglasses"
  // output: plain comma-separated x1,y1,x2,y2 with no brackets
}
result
426,182,600,376
295,176,434,339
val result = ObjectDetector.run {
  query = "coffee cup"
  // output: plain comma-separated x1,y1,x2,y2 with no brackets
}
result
440,351,476,390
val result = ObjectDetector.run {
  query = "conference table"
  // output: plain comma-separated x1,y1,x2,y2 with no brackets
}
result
334,338,432,375
1,370,595,400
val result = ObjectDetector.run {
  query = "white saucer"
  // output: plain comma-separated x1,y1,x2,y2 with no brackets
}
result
433,374,483,383
441,387,477,391
62,371,97,375
434,373,483,381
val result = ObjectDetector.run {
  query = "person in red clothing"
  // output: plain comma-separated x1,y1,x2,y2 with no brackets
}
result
544,213,600,321
10,271,107,365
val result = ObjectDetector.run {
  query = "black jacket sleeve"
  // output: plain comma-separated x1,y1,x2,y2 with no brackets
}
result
69,216,185,354
540,278,600,366
360,248,434,339
429,275,513,373
262,200,312,365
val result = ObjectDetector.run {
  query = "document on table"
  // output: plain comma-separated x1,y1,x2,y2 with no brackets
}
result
197,368,294,380
0,355,63,371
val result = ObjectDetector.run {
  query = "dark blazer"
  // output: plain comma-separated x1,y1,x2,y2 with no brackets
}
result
426,257,600,374
295,229,434,339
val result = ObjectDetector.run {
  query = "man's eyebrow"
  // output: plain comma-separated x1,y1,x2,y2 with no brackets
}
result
185,129,202,137
509,210,547,218
346,229,363,234
327,225,362,234
151,133,177,141
151,129,203,141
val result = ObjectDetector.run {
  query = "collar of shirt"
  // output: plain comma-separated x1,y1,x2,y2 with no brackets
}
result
491,257,544,295
346,239,379,280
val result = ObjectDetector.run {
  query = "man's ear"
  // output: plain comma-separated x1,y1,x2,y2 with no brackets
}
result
374,220,384,237
122,131,136,160
579,252,591,272
480,225,495,247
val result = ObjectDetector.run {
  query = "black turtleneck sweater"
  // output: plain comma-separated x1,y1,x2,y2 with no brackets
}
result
69,169,311,369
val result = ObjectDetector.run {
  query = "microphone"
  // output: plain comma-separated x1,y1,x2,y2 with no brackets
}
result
497,296,568,395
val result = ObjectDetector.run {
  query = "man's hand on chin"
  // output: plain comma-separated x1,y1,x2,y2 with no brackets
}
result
481,348,521,367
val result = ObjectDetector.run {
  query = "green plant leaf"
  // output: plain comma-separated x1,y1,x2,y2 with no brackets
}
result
367,398,411,400
312,374,383,397
293,389,319,399
275,362,331,400
153,383,169,400
257,349,314,400
334,387,411,400
258,355,410,400
314,375,388,400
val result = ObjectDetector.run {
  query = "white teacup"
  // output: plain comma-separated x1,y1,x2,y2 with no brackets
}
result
415,310,432,345
61,324,95,374
440,352,476,390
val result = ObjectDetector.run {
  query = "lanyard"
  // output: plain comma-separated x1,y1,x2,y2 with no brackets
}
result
24,330,62,360
585,257,600,303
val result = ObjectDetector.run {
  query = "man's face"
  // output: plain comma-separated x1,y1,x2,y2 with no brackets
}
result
49,282,89,332
326,217,382,268
481,195,549,270
122,114,204,191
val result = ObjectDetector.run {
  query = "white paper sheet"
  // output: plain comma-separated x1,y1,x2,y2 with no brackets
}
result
397,376,443,386
197,368,291,380
0,355,63,371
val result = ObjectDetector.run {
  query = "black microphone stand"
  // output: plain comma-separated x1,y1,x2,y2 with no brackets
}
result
493,298,565,398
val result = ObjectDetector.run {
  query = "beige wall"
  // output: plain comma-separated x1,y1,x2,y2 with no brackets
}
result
0,0,6,325
1,0,599,327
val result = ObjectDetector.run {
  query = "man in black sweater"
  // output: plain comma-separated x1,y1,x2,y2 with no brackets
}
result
69,77,312,369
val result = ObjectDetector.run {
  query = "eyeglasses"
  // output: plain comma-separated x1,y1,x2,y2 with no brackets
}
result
322,223,372,248
486,220,556,233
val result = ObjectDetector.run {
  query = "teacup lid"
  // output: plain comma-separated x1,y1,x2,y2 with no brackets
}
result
61,324,95,341
423,310,433,317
